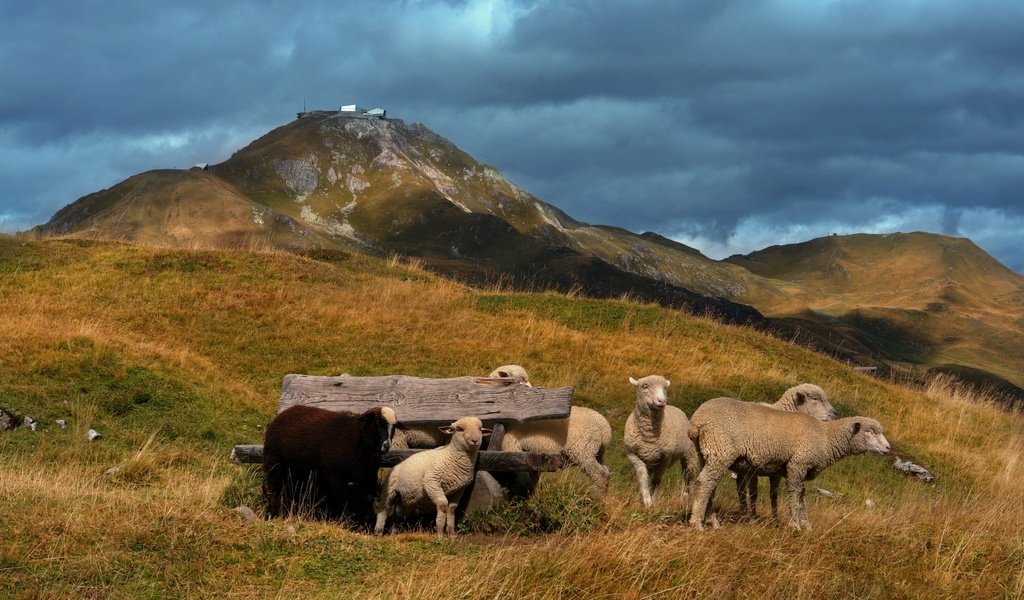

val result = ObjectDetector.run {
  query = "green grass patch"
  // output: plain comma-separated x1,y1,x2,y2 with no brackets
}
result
476,293,663,332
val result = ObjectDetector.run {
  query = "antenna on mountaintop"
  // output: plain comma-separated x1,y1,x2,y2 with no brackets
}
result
303,95,306,112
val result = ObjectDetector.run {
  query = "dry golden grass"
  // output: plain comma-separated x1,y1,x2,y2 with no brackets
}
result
1,238,1022,598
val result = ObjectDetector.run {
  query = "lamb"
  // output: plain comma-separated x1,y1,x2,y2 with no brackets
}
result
375,416,491,536
623,375,701,507
262,405,397,524
735,383,838,518
389,365,532,450
688,397,890,530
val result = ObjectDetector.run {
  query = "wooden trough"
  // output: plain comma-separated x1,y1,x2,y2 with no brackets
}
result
232,373,574,512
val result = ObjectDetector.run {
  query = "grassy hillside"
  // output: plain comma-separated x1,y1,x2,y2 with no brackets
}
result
1,237,1022,598
728,232,1024,391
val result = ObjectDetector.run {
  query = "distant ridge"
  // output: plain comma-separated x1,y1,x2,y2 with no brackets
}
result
33,112,1024,400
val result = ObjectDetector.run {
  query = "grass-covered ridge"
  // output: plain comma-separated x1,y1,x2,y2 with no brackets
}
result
1,237,1022,598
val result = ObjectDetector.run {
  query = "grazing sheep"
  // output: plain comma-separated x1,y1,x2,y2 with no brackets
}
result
263,405,397,523
389,365,532,451
478,366,612,496
688,397,890,530
623,375,701,507
500,405,613,496
375,416,491,536
736,384,838,517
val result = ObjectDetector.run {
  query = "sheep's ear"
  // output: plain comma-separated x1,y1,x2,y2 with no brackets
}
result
629,377,638,386
665,380,671,388
794,391,805,406
481,428,493,436
438,426,455,435
852,421,862,435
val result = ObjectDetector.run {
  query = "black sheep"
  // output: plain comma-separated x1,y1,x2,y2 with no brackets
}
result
262,405,398,524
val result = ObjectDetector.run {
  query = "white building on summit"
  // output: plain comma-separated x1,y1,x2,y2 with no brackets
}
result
298,104,386,119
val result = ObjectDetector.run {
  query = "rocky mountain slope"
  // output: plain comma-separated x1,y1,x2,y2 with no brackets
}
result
33,111,1024,397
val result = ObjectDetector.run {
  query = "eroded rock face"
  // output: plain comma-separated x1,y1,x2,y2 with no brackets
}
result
272,155,319,201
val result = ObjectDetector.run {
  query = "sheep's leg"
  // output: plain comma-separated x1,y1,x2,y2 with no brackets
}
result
578,457,610,497
734,468,756,518
747,474,759,518
424,481,451,536
373,488,395,535
445,489,467,536
768,474,782,521
572,442,610,497
626,453,654,507
649,463,668,503
690,461,728,530
263,465,282,520
786,467,809,530
681,444,702,497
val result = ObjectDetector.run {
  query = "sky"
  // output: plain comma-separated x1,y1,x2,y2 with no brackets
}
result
2,0,1022,271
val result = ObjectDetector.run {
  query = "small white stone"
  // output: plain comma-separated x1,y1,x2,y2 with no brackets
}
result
86,429,102,441
865,498,875,509
233,506,259,522
56,419,68,430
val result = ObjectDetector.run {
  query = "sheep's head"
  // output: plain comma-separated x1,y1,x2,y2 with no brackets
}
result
782,384,837,422
848,418,891,455
629,375,671,410
439,417,492,452
489,365,532,387
361,406,399,454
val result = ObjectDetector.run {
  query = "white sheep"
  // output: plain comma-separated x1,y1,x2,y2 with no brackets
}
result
488,365,612,496
389,365,533,451
499,405,613,495
375,416,491,536
736,383,838,518
688,397,890,530
623,375,701,507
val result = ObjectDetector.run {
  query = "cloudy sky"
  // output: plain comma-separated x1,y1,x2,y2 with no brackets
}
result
2,0,1022,271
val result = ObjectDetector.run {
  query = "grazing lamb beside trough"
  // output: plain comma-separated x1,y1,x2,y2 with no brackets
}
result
375,416,491,536
389,365,533,451
262,405,397,524
688,397,890,530
623,375,701,507
735,383,838,518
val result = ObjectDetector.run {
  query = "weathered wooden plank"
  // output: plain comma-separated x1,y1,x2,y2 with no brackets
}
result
231,444,563,472
230,444,263,464
278,374,572,423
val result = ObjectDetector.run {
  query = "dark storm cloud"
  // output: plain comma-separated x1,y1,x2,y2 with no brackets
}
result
1,0,1022,271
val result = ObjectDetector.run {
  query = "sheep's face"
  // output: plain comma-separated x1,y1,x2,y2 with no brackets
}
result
790,384,838,422
439,417,492,452
630,375,670,410
849,419,891,455
362,407,399,454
